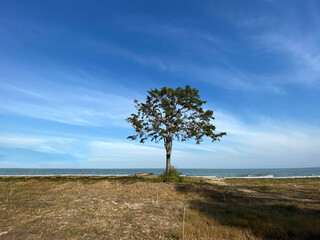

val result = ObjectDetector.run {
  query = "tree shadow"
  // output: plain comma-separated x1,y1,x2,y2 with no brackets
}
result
175,182,320,239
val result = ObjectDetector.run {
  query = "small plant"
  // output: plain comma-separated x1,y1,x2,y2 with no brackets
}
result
157,167,183,183
39,198,49,207
92,198,99,203
258,185,270,191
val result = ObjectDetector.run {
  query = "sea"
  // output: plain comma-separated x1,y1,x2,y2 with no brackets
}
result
0,167,319,178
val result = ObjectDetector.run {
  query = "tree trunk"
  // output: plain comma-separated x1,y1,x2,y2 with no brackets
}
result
165,138,172,174
166,148,171,174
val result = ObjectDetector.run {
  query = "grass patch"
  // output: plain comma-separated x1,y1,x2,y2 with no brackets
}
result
125,214,133,221
0,176,319,239
157,168,183,183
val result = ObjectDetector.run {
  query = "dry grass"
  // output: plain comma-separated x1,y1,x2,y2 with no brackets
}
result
0,176,319,239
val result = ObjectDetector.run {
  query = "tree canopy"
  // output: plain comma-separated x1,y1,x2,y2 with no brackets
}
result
126,85,226,173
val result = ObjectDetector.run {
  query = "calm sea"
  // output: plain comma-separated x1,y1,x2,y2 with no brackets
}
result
0,168,319,178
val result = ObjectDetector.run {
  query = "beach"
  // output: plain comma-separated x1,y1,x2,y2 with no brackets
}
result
0,176,319,239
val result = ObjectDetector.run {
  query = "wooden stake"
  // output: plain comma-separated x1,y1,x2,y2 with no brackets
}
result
182,205,186,240
157,187,159,204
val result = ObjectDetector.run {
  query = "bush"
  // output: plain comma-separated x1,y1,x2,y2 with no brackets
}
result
157,167,183,183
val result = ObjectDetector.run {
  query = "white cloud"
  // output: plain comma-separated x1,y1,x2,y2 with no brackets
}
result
85,109,320,168
1,109,319,168
152,109,320,168
0,73,137,127
0,161,38,168
255,33,320,87
80,38,178,72
86,140,195,168
0,136,46,148
188,65,286,94
89,141,163,160
213,110,320,167
89,140,189,161
0,135,78,156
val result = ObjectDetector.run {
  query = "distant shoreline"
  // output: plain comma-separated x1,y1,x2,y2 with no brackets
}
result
1,167,319,178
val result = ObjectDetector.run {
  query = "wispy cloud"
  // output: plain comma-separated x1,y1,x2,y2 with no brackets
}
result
89,141,164,160
79,38,181,72
256,33,320,86
80,23,279,94
125,21,222,49
81,36,288,94
214,110,320,166
0,135,77,155
89,140,189,158
86,109,320,168
0,71,137,127
1,107,319,168
188,65,287,94
162,109,320,168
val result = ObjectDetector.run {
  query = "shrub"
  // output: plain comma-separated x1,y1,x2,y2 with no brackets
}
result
157,167,183,183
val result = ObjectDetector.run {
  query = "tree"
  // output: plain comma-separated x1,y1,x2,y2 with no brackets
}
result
126,85,226,174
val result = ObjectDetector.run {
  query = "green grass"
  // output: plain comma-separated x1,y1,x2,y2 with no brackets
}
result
157,168,183,183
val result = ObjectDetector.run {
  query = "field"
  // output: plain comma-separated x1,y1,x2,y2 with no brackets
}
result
0,176,319,239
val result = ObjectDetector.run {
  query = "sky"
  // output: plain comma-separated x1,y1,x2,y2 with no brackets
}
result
0,0,319,169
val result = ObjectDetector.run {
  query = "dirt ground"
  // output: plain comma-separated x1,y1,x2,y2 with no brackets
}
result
0,176,319,239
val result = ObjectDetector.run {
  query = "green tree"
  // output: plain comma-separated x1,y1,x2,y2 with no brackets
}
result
126,85,226,174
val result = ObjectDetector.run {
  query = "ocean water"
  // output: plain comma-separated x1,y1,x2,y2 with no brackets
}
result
0,167,319,178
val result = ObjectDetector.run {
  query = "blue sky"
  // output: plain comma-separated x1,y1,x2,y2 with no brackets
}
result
0,0,319,169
